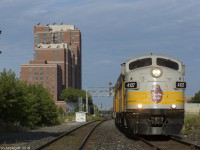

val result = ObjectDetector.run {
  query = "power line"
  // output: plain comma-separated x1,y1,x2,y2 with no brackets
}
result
87,82,114,97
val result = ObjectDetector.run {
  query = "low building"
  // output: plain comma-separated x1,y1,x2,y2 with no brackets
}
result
185,103,200,114
21,60,62,101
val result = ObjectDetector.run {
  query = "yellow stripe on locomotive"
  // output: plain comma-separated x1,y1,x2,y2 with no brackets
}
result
127,91,184,104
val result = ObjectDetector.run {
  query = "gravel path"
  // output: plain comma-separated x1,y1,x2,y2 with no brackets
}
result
84,120,200,150
84,120,150,150
0,121,85,150
181,130,200,147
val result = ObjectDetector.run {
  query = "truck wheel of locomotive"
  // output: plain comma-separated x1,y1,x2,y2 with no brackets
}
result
115,114,118,126
120,113,123,127
121,113,124,129
122,113,127,131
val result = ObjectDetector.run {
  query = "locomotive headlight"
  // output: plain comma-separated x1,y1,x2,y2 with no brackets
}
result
151,67,162,78
172,104,177,109
137,104,143,109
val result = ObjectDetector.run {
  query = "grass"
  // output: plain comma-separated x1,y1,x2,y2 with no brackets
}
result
181,113,200,135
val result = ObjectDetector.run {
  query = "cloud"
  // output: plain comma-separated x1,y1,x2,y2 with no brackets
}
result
1,0,200,100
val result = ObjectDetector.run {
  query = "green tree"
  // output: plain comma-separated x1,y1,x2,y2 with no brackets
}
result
0,69,26,125
60,88,93,113
22,84,59,128
0,69,59,129
190,90,200,103
60,88,93,104
60,88,79,102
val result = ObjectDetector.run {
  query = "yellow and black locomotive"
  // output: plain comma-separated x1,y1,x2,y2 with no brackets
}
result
113,53,186,135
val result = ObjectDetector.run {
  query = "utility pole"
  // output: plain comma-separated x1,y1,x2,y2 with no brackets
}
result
109,82,112,96
86,87,88,113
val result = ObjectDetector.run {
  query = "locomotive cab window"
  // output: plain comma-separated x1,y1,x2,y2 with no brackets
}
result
157,58,179,70
129,58,152,70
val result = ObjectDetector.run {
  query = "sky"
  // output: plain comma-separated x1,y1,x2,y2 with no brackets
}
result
0,0,200,109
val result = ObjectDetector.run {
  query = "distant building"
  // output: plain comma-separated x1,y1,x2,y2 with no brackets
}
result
34,43,73,89
21,59,62,101
21,24,82,111
185,103,200,114
33,24,82,89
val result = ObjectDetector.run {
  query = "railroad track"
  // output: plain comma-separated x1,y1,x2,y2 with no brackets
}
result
36,120,104,150
138,135,200,150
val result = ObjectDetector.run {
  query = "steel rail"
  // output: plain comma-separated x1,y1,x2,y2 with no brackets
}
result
170,136,200,149
35,120,100,150
78,120,105,150
138,135,200,150
138,136,161,150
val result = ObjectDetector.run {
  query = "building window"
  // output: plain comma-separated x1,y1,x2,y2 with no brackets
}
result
52,33,57,44
29,68,32,75
57,32,60,43
46,68,49,75
40,68,43,75
52,68,55,74
34,67,38,72
71,32,75,47
35,33,39,45
62,32,64,42
43,33,46,43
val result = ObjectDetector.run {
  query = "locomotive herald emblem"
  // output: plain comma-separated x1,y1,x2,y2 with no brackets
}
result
151,84,163,103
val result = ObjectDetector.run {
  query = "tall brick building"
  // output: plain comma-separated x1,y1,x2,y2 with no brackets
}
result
21,24,82,104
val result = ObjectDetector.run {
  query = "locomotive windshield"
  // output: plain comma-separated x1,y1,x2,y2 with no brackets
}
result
157,58,179,70
129,58,152,70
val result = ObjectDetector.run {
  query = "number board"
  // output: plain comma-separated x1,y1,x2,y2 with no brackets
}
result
125,82,137,89
176,82,186,88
